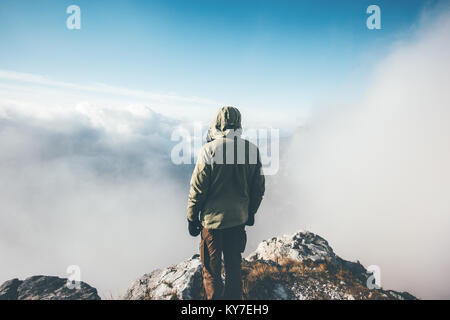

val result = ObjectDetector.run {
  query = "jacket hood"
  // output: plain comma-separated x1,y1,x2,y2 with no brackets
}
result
206,106,242,142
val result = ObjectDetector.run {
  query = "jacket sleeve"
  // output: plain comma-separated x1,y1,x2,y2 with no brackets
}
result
187,147,211,222
249,149,265,215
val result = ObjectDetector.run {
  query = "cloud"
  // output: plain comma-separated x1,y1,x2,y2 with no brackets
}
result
0,70,302,132
0,100,198,298
267,9,450,299
0,69,221,106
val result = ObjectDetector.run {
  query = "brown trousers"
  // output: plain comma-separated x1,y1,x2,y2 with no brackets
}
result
200,225,246,300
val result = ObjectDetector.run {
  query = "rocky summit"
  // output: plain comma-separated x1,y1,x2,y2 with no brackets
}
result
0,275,100,300
125,230,417,300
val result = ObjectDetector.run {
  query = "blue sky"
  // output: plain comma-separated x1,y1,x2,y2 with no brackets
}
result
0,0,440,124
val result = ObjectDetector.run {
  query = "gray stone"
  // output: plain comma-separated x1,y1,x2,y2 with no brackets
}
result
0,278,21,300
0,275,100,300
246,230,336,263
124,254,203,300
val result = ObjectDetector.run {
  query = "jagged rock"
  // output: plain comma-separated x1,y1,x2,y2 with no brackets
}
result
0,279,21,300
125,230,417,300
0,276,100,300
246,230,336,263
247,230,368,283
124,254,203,300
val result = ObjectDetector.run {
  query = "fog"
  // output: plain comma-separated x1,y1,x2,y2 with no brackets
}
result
262,10,450,299
0,102,197,298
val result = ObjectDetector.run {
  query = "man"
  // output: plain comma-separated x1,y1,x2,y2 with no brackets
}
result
187,106,265,300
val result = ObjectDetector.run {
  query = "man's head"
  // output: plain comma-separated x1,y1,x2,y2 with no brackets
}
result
206,106,242,142
213,106,242,132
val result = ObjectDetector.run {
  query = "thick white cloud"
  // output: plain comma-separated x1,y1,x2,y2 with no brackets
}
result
273,10,450,299
0,100,198,298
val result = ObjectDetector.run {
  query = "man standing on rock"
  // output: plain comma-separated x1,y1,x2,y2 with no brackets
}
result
187,106,265,300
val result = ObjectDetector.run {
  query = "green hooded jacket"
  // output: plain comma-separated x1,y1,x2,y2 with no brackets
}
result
187,106,265,229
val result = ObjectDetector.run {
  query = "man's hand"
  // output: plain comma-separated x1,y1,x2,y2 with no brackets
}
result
246,213,255,226
188,219,202,237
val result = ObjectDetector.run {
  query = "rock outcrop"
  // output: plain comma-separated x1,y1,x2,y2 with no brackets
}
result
124,255,203,300
125,230,417,300
246,230,369,284
0,275,100,300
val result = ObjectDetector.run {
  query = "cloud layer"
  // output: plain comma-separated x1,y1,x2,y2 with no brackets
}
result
0,100,198,298
273,9,450,299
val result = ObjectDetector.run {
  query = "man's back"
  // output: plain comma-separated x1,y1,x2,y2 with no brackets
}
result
188,134,264,229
